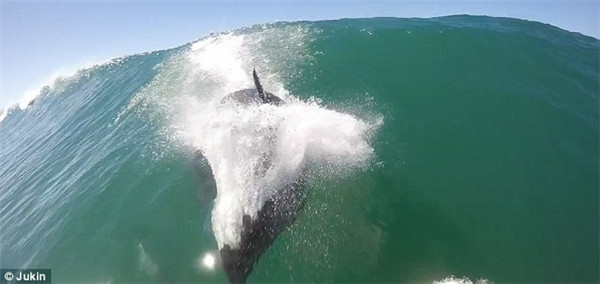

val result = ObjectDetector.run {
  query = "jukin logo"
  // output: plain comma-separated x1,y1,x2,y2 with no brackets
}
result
1,269,50,283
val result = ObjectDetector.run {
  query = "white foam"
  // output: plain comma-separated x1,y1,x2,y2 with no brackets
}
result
188,34,250,94
176,31,379,249
133,28,381,249
178,98,378,249
434,276,493,284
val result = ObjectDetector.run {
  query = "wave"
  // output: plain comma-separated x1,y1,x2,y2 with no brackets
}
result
0,56,150,124
0,16,597,283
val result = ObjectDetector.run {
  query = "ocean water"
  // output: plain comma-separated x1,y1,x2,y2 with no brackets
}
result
0,16,598,283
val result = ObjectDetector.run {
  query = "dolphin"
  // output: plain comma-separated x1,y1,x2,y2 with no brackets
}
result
218,69,307,283
221,69,284,106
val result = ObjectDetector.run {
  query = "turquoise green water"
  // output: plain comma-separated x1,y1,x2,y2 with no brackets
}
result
0,16,598,283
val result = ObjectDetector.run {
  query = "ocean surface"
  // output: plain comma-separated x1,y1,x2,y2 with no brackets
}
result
0,16,598,283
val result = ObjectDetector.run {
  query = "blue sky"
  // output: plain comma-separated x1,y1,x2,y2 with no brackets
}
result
1,0,598,109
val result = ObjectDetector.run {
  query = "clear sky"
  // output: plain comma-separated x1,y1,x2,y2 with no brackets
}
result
1,0,598,110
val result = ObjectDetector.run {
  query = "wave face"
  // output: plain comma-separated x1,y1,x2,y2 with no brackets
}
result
0,16,598,283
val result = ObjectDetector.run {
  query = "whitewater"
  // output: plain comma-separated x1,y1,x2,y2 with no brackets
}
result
133,30,382,249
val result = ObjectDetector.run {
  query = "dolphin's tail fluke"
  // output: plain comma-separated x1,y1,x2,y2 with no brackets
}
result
253,69,265,100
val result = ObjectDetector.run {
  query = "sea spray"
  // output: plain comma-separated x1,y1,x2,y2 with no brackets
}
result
146,31,382,249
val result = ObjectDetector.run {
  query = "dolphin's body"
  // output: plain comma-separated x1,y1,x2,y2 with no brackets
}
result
221,69,284,106
218,70,307,283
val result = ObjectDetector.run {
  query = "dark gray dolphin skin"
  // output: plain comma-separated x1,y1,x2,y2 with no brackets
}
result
218,70,307,283
221,69,284,106
220,172,307,283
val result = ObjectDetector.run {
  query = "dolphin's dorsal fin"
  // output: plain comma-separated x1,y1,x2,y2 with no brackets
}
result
253,68,265,100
